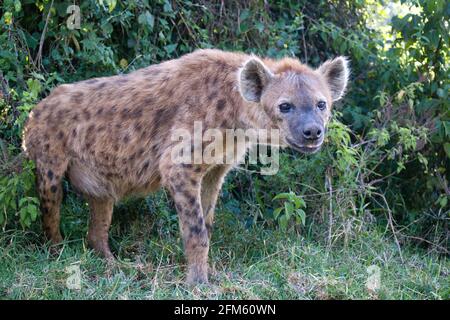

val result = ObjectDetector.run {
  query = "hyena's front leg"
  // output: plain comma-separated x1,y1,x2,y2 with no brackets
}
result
165,163,209,284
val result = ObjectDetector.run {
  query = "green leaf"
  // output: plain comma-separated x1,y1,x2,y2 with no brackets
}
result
273,192,291,200
279,214,288,231
19,197,27,207
30,207,38,220
436,88,445,98
14,0,22,12
138,11,155,30
106,0,117,12
164,44,177,54
256,22,265,33
444,143,450,158
296,209,306,225
284,202,294,217
273,207,283,219
163,0,173,13
439,196,448,208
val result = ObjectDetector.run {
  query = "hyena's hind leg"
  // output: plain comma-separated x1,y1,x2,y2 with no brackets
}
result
86,196,115,260
35,158,69,244
201,165,231,238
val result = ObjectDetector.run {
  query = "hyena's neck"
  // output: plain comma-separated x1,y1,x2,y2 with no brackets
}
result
234,101,273,132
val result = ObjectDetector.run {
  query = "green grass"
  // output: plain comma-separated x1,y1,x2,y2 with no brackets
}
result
0,200,448,300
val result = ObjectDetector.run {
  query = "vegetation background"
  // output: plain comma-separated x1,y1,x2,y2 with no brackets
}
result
0,0,448,299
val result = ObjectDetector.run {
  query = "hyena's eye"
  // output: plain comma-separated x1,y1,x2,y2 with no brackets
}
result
279,103,294,113
317,101,327,111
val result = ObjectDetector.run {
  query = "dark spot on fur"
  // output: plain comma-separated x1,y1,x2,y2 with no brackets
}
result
47,170,53,179
166,88,174,98
70,92,84,104
121,108,130,118
189,225,202,235
143,97,155,106
191,82,199,91
150,106,177,139
131,109,143,118
139,160,150,175
96,107,104,116
107,105,118,117
83,109,91,121
134,123,143,132
207,90,218,102
216,98,226,111
174,182,185,193
87,124,95,135
97,82,107,89
211,75,218,86
188,195,196,206
50,185,57,193
217,61,228,71
57,131,64,140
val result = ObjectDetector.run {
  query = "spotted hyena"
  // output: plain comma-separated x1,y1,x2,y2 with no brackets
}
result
23,49,349,284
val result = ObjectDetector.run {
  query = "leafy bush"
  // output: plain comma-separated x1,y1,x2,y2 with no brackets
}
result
0,0,448,252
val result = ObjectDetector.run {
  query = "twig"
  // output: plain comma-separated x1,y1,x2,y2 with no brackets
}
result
403,235,449,254
326,169,333,249
35,0,54,71
0,70,10,103
373,191,404,263
436,172,450,196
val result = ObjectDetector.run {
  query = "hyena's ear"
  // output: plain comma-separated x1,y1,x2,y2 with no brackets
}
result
238,58,274,103
317,57,350,101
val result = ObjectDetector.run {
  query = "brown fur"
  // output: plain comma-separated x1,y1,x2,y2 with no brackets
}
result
22,49,348,284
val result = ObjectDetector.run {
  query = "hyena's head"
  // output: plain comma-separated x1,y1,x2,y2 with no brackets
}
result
238,56,349,153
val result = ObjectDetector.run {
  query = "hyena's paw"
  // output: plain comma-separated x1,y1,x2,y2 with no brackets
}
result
186,263,209,285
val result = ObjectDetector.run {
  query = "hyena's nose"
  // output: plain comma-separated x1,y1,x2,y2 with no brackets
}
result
302,124,323,141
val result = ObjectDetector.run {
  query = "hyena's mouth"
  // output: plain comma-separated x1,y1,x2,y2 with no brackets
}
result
286,138,322,154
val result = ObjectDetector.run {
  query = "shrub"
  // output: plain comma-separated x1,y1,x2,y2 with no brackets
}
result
0,0,448,252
